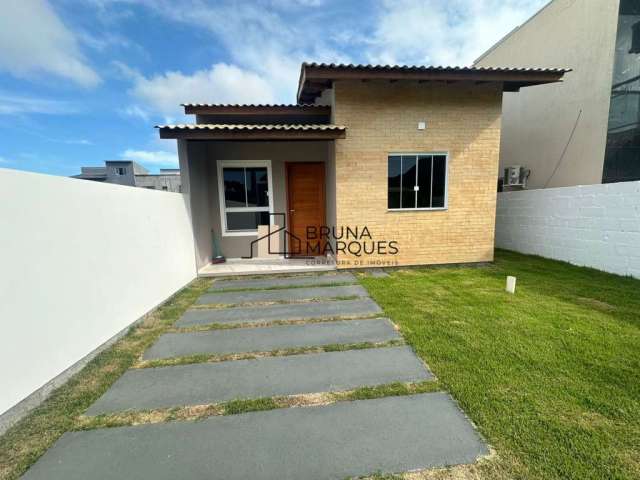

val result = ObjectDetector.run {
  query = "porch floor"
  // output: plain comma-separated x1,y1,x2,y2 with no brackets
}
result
198,257,337,277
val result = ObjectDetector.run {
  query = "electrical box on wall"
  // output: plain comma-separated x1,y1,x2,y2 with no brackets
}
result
417,121,426,130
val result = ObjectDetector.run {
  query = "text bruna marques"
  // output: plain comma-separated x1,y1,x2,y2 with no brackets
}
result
305,226,399,257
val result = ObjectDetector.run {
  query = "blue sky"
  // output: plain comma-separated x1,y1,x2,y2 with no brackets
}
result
0,0,547,176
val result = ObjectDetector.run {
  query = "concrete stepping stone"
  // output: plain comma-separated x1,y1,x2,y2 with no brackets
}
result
86,347,432,415
209,272,356,291
23,393,488,480
143,318,400,360
196,284,368,306
176,298,382,327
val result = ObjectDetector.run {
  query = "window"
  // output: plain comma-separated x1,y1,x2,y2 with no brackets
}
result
114,167,126,176
217,160,272,235
388,154,447,209
603,0,640,183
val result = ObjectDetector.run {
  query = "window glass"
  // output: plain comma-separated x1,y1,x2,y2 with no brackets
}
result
417,155,432,208
432,155,447,208
401,155,417,208
387,154,446,209
226,211,270,231
603,0,640,183
223,168,246,207
388,156,401,208
246,167,268,207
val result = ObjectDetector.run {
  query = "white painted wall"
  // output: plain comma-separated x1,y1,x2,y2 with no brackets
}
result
0,168,197,416
496,182,640,278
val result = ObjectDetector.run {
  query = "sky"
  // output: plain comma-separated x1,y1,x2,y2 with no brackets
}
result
0,0,548,176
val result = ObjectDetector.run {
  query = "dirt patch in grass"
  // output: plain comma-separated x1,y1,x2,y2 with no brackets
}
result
0,278,211,480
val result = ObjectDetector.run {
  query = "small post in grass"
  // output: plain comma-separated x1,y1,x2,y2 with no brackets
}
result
506,276,517,294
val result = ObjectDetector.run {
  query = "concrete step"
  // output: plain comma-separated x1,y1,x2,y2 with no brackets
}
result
24,393,488,480
86,347,432,415
195,285,368,306
208,272,356,291
143,318,400,360
176,298,382,327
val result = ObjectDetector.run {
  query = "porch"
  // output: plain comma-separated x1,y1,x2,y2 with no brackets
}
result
177,137,341,274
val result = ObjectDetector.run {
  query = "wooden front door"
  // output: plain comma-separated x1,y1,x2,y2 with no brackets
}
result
286,162,326,256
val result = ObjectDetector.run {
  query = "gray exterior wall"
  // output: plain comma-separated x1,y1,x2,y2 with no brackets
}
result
104,161,137,186
134,174,181,192
475,0,620,189
185,140,333,268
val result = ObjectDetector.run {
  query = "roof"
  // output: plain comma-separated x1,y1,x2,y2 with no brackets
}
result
297,62,571,102
182,103,327,114
156,123,346,140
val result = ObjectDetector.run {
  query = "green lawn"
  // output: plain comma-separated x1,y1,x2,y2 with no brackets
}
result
360,250,640,480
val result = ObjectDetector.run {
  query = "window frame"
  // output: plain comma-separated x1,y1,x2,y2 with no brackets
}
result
216,160,274,237
387,152,449,212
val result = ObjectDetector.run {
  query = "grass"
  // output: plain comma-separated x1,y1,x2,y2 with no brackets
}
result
0,279,211,480
191,294,362,309
359,250,640,480
134,339,405,369
207,281,357,293
73,380,439,430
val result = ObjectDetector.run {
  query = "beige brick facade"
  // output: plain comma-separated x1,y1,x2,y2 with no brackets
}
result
332,80,502,268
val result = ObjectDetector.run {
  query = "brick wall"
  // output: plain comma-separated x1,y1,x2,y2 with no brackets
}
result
332,81,503,268
496,182,640,278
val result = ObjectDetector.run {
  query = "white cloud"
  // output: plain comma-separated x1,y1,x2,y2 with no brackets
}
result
0,156,12,164
121,105,150,122
0,0,100,87
116,1,350,105
122,63,277,117
0,93,78,115
367,0,548,66
121,149,177,166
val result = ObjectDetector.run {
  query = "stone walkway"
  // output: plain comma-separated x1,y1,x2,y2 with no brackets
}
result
22,272,487,480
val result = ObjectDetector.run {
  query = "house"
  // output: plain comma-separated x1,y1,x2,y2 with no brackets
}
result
475,0,639,188
72,160,181,192
158,63,567,271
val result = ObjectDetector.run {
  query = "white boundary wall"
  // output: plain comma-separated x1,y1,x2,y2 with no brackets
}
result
496,181,640,278
0,168,197,418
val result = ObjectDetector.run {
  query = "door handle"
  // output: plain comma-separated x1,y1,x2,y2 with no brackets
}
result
289,209,295,213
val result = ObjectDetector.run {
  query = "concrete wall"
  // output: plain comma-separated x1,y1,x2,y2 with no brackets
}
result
475,0,620,189
332,80,503,267
135,174,181,193
0,168,197,422
496,181,640,278
185,140,332,264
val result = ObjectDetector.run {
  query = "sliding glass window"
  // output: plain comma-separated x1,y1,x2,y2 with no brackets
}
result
388,154,447,210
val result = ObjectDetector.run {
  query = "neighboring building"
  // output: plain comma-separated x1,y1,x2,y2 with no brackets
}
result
158,62,566,269
475,0,639,189
72,161,181,192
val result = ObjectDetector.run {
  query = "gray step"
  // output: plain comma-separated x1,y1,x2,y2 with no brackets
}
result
86,347,432,415
144,318,400,360
23,393,488,480
176,298,382,327
196,285,368,306
209,272,357,291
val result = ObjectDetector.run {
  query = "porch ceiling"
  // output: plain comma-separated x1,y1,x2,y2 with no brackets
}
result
156,123,346,140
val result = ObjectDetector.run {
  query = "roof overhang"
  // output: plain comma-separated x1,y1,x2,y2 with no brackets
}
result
156,124,346,140
182,103,330,116
297,63,570,103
